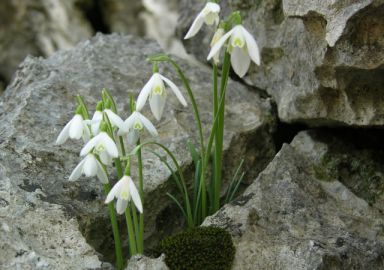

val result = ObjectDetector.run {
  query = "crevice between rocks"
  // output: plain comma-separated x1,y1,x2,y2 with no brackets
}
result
76,0,111,34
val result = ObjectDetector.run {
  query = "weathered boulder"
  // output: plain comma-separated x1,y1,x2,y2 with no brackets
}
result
0,0,94,92
178,0,384,127
0,33,275,268
201,129,384,269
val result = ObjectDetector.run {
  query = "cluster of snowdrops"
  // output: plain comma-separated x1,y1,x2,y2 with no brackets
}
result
56,1,260,268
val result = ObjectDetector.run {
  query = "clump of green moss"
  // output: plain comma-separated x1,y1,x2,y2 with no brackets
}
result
152,226,235,270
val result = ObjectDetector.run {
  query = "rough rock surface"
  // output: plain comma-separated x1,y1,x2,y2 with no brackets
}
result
178,0,384,127
200,130,384,269
0,33,275,267
0,0,94,91
126,254,168,270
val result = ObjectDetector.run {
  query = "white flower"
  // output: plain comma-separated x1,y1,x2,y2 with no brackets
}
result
121,111,158,145
207,24,260,78
210,28,225,65
184,2,220,39
105,175,143,214
69,153,108,184
87,110,102,136
136,73,187,121
56,114,90,145
104,109,129,134
80,131,118,166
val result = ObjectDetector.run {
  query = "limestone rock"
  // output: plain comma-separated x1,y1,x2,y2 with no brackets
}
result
126,254,168,270
0,0,93,88
202,130,384,269
178,0,384,127
0,33,275,267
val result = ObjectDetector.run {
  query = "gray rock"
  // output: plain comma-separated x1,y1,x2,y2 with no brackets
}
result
0,0,94,88
201,130,384,269
178,0,384,127
126,254,168,270
0,33,275,267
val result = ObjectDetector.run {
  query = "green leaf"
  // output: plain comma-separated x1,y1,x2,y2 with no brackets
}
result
229,172,245,203
147,54,170,62
225,159,244,204
76,94,90,120
166,193,188,224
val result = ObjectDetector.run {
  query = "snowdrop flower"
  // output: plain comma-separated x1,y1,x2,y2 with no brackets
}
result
184,2,220,39
210,28,225,65
105,175,142,214
136,73,187,121
207,24,260,78
69,153,108,184
85,100,129,135
121,111,158,145
56,105,90,145
80,123,118,166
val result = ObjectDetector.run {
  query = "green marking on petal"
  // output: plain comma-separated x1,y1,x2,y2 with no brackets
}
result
155,86,161,94
121,190,128,199
234,37,242,46
243,43,248,52
98,144,105,151
135,123,142,129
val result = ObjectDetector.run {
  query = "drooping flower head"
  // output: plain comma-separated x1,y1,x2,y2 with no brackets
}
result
136,68,187,121
184,2,220,39
56,105,90,145
210,28,225,65
207,18,260,78
120,111,158,145
105,175,142,214
80,123,118,166
69,153,108,184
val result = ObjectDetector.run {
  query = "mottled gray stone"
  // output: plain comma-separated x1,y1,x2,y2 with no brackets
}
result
0,33,275,267
178,0,384,127
126,254,168,270
201,130,384,269
0,0,93,87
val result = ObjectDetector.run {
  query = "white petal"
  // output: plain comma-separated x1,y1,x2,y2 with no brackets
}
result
214,13,219,25
116,198,129,214
231,47,251,78
140,114,158,137
204,12,215,25
105,179,125,203
124,114,135,130
102,133,119,158
205,2,220,13
136,75,155,112
83,154,98,177
96,159,108,184
184,10,205,39
127,129,140,145
160,75,187,107
80,136,99,156
242,26,260,65
207,28,236,60
56,118,73,145
99,150,112,165
68,158,86,182
129,179,143,213
149,93,166,121
82,121,91,144
230,25,246,48
69,115,84,140
106,110,129,133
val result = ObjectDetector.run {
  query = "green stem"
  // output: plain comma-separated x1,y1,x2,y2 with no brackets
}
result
137,138,144,254
167,59,207,221
104,183,123,269
125,207,138,256
130,200,141,253
119,136,127,168
213,51,231,213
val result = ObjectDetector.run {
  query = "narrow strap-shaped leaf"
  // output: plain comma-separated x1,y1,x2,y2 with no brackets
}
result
225,159,244,204
229,172,245,203
77,94,90,120
103,88,117,114
166,193,188,224
192,161,200,215
187,141,200,170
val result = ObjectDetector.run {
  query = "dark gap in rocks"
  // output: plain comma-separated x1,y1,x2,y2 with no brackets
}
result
76,0,110,34
272,119,309,153
0,74,7,95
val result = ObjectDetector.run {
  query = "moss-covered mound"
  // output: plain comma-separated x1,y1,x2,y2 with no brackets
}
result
152,226,235,270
